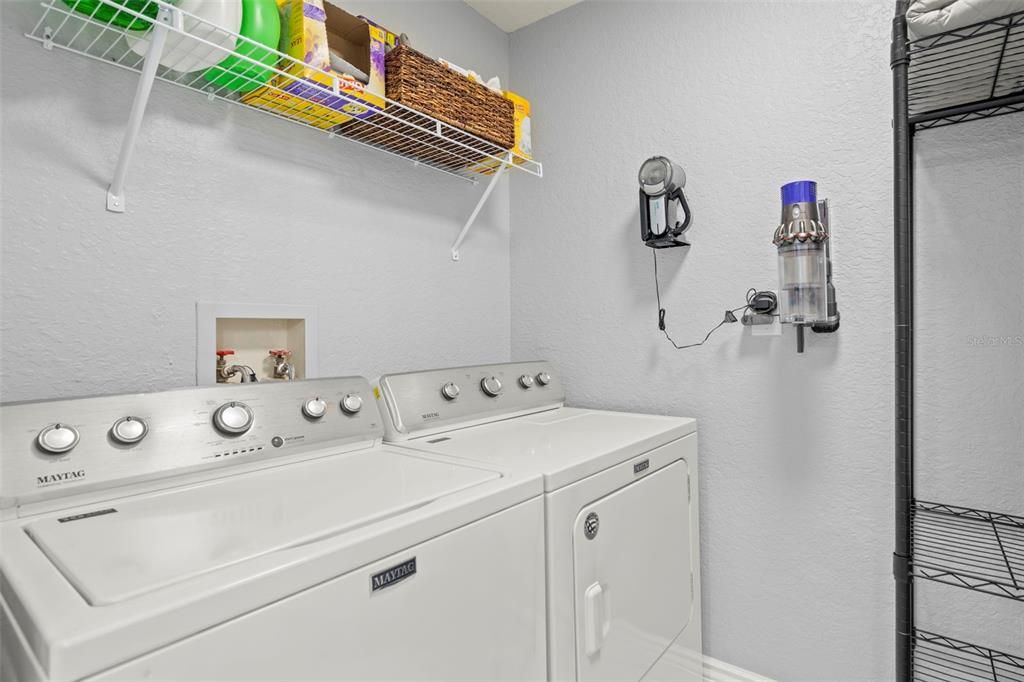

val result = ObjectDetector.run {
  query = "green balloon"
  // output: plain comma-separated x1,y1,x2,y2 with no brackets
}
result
203,0,281,94
61,0,166,31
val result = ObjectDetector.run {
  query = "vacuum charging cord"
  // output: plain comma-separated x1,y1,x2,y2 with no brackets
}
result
653,251,776,350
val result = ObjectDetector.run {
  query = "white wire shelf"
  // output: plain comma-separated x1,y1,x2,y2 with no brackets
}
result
24,0,540,257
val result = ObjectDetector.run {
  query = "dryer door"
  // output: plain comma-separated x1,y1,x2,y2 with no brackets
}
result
572,459,693,682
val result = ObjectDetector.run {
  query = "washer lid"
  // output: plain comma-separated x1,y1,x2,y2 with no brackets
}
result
403,408,697,491
24,449,499,606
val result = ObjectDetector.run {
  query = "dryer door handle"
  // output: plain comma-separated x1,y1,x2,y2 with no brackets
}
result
584,581,610,656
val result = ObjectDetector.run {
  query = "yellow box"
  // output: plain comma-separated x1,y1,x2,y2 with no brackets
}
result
241,86,350,129
506,91,532,160
242,0,395,127
469,91,532,175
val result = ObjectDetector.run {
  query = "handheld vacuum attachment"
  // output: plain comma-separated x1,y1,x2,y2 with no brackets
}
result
774,180,838,352
639,156,691,248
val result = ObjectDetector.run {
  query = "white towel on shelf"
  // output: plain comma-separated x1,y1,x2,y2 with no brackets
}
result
906,0,1024,38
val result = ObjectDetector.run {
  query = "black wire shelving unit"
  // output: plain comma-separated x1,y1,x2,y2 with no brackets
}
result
914,632,1024,682
891,3,1024,681
914,502,1024,601
907,9,1024,129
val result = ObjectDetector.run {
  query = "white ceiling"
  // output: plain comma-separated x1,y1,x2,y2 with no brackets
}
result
464,0,584,33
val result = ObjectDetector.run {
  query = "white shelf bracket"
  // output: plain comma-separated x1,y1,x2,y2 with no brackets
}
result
451,152,512,261
105,6,177,213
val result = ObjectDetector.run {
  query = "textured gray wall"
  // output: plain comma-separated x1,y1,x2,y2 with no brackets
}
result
0,0,512,401
510,1,1023,679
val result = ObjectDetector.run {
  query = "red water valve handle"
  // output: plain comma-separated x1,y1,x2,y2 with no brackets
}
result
269,349,291,358
216,349,236,358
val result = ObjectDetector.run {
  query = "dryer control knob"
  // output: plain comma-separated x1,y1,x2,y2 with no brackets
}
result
111,416,148,445
441,382,461,400
480,376,503,397
340,394,363,414
213,402,254,435
302,398,328,419
536,372,552,386
518,374,535,389
37,423,80,454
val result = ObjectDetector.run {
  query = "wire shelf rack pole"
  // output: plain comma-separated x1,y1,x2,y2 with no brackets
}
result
891,2,915,681
450,151,511,261
105,5,175,212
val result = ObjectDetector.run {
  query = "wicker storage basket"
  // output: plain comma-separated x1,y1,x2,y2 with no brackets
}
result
386,45,514,150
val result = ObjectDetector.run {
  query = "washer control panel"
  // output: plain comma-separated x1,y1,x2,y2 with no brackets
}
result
1,377,380,511
377,361,564,440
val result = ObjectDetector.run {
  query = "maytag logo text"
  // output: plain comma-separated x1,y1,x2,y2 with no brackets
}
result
37,470,86,487
370,558,417,592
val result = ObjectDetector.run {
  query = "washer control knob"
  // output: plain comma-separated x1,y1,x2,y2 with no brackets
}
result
441,382,461,401
302,398,328,419
536,372,552,386
340,394,363,415
213,402,254,435
518,374,535,389
111,416,148,445
480,376,503,397
37,424,80,454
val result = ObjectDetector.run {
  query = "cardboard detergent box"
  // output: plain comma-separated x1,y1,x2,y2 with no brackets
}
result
242,0,397,128
469,91,532,175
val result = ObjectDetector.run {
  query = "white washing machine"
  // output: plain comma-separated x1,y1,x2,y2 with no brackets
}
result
0,376,546,682
376,361,703,682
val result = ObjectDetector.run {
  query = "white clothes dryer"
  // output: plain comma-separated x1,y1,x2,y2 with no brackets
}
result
376,361,702,682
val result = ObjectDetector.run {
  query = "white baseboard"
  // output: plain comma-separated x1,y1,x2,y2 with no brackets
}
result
702,655,775,682
642,646,775,682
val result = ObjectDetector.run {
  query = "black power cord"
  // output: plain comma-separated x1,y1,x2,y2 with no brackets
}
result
653,251,777,350
747,289,778,314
